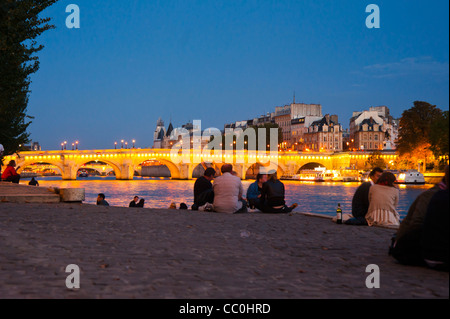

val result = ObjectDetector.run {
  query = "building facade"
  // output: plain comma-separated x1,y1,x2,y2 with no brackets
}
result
304,114,343,152
349,106,399,151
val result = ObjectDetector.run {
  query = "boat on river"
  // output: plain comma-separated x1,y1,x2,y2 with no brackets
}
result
78,170,89,178
396,170,425,185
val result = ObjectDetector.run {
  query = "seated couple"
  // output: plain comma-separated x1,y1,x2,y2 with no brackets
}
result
192,165,246,214
247,172,298,214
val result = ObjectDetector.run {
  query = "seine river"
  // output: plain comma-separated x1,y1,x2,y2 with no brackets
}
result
25,176,433,220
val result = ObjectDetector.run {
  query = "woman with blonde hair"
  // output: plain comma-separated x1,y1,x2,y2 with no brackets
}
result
366,171,400,226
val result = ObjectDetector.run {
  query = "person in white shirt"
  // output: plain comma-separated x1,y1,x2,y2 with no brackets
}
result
213,164,247,214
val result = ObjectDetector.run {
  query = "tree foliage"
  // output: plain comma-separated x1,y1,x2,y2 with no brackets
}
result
0,0,57,156
429,110,449,159
365,151,386,170
397,101,444,170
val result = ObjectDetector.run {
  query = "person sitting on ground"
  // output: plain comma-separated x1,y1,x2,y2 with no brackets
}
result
213,164,247,214
136,198,145,208
246,173,268,210
421,168,449,272
192,167,216,210
129,196,139,207
1,160,21,184
365,172,400,227
259,171,298,214
96,193,110,206
28,177,39,186
391,165,448,266
345,167,383,226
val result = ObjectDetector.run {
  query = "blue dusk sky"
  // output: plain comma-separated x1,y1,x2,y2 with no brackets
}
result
27,0,449,150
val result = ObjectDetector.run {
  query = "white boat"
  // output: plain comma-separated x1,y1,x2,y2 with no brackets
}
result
396,170,425,185
291,168,325,182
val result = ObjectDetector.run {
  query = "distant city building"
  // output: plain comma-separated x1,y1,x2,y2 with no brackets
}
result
349,106,399,151
152,119,209,149
21,141,41,151
304,114,343,152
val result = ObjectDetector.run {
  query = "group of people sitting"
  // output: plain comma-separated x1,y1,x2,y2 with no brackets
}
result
192,164,298,214
346,165,449,272
346,167,400,227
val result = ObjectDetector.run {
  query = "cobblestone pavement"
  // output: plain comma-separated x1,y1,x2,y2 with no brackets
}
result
0,203,447,299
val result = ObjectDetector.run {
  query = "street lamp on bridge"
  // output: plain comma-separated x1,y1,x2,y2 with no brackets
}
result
121,140,124,149
114,142,117,149
132,139,136,149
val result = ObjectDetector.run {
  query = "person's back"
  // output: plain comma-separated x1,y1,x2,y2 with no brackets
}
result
29,178,39,186
391,184,441,265
421,188,449,271
136,199,145,207
351,182,372,218
213,169,244,213
194,176,212,203
366,172,400,226
262,179,286,207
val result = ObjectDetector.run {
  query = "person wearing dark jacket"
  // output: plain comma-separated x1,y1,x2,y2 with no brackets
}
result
259,172,298,214
421,167,449,272
192,167,216,210
129,196,139,207
345,167,383,225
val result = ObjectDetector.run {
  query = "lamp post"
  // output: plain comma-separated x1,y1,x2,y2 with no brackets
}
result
121,140,124,149
61,143,64,151
72,143,75,150
132,140,136,149
125,141,128,149
114,142,117,149
76,141,79,150
64,141,67,150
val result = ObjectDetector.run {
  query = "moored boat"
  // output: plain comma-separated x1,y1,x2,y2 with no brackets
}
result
396,170,425,185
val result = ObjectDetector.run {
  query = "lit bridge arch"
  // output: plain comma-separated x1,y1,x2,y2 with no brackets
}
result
4,149,398,180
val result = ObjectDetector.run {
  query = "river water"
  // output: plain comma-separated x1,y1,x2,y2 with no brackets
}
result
24,176,432,220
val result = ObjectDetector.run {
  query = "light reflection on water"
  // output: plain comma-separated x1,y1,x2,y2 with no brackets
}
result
26,176,430,219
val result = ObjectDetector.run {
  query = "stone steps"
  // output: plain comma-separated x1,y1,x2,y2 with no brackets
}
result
0,182,61,203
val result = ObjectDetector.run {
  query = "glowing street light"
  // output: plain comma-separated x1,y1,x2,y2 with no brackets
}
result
76,141,79,150
114,142,117,149
121,140,124,149
132,140,136,148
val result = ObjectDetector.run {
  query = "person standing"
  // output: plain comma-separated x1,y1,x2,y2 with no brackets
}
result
345,167,383,225
213,164,247,214
366,172,400,227
1,160,21,184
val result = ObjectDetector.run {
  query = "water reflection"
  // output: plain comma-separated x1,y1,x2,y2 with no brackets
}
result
27,176,430,219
